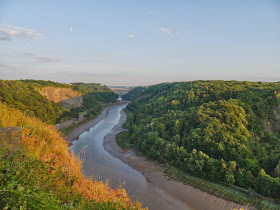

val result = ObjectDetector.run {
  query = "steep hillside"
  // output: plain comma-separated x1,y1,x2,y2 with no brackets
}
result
36,86,83,109
59,96,83,109
125,80,280,200
36,86,81,103
0,101,141,209
0,80,65,124
0,80,118,124
122,87,146,101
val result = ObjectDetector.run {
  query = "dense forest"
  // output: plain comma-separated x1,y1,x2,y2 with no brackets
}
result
0,80,118,124
122,87,146,101
125,81,280,200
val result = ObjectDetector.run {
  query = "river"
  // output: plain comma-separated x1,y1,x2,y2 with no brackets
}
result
69,103,195,210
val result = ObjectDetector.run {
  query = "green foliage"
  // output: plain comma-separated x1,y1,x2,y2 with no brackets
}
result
71,83,112,94
0,102,141,210
126,80,280,200
57,92,117,123
0,80,66,124
275,160,280,177
166,165,280,210
57,83,118,122
116,131,133,149
0,80,118,124
122,87,146,101
253,169,280,198
0,149,135,209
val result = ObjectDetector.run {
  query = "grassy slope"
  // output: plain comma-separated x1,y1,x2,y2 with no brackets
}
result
0,102,142,209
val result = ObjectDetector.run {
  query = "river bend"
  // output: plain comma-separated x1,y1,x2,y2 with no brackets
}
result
69,104,194,210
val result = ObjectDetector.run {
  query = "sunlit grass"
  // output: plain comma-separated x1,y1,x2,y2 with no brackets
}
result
0,102,142,209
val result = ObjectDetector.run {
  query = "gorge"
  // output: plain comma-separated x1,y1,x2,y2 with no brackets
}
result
69,103,246,210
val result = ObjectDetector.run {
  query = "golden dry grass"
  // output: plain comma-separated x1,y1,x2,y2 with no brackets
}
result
0,102,142,209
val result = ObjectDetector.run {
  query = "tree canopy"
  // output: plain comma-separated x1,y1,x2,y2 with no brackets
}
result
124,80,280,199
0,80,118,124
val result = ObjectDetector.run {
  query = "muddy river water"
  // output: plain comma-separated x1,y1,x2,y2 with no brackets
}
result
69,104,195,210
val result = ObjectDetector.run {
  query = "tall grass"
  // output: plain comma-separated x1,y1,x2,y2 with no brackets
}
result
0,102,142,209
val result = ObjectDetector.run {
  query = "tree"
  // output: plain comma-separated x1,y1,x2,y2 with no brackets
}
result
275,160,280,177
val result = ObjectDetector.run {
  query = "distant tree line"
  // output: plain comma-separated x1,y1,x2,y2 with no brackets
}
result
122,87,146,101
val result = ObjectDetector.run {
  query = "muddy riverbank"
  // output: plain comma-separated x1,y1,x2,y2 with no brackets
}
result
103,108,247,210
67,103,247,210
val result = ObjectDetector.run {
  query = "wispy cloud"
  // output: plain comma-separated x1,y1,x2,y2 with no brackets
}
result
127,34,136,38
0,25,42,40
23,52,62,63
160,27,172,35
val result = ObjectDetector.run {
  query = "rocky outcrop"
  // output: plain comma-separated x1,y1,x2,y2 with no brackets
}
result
60,96,83,109
36,87,83,109
37,87,81,103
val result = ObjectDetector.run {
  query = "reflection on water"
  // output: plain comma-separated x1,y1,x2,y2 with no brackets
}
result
70,104,193,210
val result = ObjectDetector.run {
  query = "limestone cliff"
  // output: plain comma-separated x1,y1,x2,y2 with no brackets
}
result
60,96,83,109
36,87,83,109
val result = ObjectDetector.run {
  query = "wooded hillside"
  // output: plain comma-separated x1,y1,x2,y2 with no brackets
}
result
125,80,280,199
0,80,118,124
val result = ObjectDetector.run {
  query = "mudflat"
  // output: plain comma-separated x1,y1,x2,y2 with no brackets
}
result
66,103,248,210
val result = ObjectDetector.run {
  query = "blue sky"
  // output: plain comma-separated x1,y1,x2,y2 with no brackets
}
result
0,0,279,85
